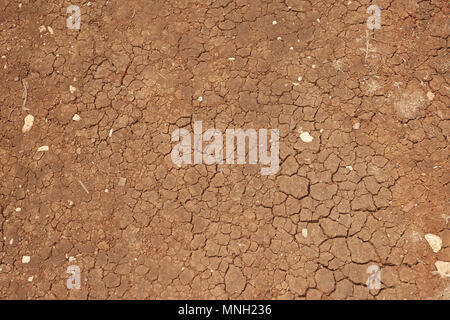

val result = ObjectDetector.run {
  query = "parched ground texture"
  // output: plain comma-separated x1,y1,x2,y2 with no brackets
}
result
0,0,449,299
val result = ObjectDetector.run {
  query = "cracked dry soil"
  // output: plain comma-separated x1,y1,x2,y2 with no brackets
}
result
0,0,449,300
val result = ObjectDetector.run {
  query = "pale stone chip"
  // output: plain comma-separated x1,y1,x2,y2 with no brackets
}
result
22,114,34,133
425,234,442,253
435,261,450,278
302,228,308,238
118,177,127,187
300,131,314,143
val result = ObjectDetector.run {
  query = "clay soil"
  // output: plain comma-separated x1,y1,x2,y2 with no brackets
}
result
0,0,449,299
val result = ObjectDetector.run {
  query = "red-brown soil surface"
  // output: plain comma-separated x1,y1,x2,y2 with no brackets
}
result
0,0,449,299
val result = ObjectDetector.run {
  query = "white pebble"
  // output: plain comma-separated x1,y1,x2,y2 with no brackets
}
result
47,26,54,35
72,114,81,121
272,21,277,25
37,146,49,152
15,208,21,212
69,85,77,93
118,177,127,187
425,234,442,253
22,114,34,133
427,91,435,100
302,228,308,238
27,276,34,282
300,132,314,143
22,256,30,264
353,122,360,130
197,96,203,102
435,261,450,278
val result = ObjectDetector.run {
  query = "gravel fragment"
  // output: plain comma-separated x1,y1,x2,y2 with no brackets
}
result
22,114,34,133
300,131,314,143
435,261,450,278
425,234,442,253
118,177,127,187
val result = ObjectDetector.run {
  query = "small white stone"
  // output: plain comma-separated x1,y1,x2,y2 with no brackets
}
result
425,234,442,253
118,177,127,187
22,256,30,264
427,91,435,100
69,85,77,93
39,25,46,33
37,146,49,152
346,165,353,171
297,76,302,82
300,132,314,143
27,276,34,282
302,228,308,238
15,208,21,212
47,26,54,34
109,128,113,137
22,114,34,133
272,20,277,25
228,57,235,61
277,36,282,41
197,96,203,102
353,122,360,130
434,261,450,278
72,114,81,121
9,238,13,245
289,47,294,50
105,189,109,193
69,256,76,262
